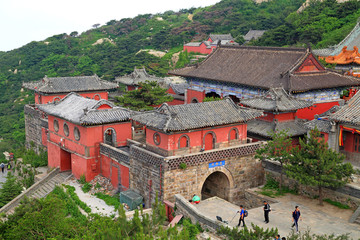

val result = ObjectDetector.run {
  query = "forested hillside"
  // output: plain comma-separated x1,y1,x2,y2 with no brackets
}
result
0,0,359,155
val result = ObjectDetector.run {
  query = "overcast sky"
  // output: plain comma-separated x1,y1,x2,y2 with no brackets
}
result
0,0,221,52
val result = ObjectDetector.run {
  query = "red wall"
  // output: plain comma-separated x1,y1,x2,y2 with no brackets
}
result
146,124,247,153
275,112,296,121
183,43,215,54
296,101,339,120
186,89,205,103
46,114,132,181
344,131,355,152
101,155,129,190
35,91,109,104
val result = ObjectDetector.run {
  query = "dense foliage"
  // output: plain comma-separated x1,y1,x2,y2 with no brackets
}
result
116,81,173,110
255,0,360,47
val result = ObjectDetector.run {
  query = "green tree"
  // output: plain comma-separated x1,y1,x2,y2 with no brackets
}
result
287,129,354,205
217,223,278,240
0,173,23,208
116,81,173,110
256,130,292,191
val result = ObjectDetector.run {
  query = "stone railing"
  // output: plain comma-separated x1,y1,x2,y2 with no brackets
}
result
100,143,130,165
130,144,164,167
174,194,227,232
0,168,60,214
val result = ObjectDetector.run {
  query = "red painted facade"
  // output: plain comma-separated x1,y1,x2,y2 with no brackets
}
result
183,43,216,54
101,155,130,190
186,89,205,103
46,113,131,182
165,86,185,106
145,124,247,156
35,91,109,104
296,101,340,120
295,54,325,73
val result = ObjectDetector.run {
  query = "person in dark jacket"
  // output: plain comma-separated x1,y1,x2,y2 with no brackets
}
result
292,206,301,232
263,201,271,223
237,205,246,227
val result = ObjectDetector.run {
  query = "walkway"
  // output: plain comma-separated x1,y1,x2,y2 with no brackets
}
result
195,194,360,239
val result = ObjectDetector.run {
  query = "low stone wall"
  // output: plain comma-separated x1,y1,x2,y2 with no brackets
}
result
174,194,227,232
263,160,360,210
244,188,277,209
0,168,60,214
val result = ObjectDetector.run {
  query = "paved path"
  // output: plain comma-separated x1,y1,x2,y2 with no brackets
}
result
0,169,8,188
195,195,360,239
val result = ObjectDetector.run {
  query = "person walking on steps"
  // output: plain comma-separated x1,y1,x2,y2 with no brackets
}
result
237,205,246,227
263,200,271,223
0,163,4,173
292,206,301,232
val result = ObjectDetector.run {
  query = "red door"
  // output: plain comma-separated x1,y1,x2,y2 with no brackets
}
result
205,133,214,151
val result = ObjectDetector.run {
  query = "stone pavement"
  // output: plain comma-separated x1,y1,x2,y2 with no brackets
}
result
0,169,8,189
195,195,360,239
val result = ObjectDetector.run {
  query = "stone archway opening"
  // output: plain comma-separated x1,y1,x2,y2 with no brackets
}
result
201,171,230,201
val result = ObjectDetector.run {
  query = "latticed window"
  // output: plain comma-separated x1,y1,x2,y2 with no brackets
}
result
54,119,59,132
153,133,161,145
74,127,80,141
63,123,69,137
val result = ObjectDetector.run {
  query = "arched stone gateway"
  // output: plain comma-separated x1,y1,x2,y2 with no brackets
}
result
199,168,234,202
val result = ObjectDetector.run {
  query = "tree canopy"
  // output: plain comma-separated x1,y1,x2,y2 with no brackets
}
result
116,81,173,110
286,129,354,205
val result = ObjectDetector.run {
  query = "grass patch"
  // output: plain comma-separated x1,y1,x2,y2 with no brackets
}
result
257,176,298,198
82,182,92,193
95,192,120,209
323,199,350,209
65,185,91,213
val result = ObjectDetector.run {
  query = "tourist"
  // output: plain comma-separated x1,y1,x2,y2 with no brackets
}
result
192,194,200,204
292,206,301,232
282,237,286,240
0,163,4,173
263,200,271,223
237,205,246,227
274,234,280,240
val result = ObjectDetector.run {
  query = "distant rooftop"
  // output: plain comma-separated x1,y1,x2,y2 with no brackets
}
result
23,75,118,94
313,21,360,57
115,67,164,86
209,34,234,41
248,119,307,138
243,30,266,42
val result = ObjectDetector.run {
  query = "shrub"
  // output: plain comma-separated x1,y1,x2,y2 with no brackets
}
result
323,199,350,209
82,183,92,193
79,174,86,184
179,162,187,170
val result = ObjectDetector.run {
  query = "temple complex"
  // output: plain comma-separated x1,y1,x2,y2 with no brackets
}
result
240,88,313,144
170,45,360,120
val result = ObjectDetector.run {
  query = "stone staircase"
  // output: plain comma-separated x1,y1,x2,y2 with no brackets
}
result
0,168,72,216
350,205,360,225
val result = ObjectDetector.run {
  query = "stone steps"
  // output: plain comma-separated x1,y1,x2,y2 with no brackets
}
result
3,169,72,217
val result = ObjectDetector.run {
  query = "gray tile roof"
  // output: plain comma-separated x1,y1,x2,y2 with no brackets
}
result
209,34,234,41
247,119,307,137
184,42,202,47
170,45,360,92
131,97,263,132
330,90,360,125
304,119,333,133
169,82,189,95
313,21,360,57
37,92,130,125
23,75,118,93
243,30,266,41
240,88,313,112
115,67,164,86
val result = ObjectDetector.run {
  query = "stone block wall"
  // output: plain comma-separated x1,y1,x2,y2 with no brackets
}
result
163,154,264,205
24,104,47,153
